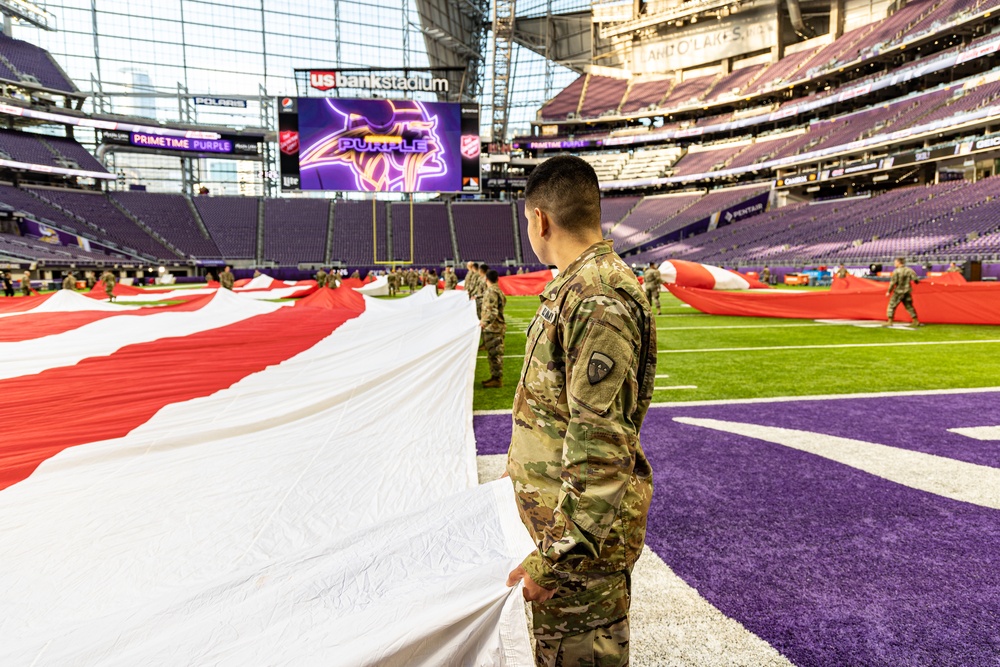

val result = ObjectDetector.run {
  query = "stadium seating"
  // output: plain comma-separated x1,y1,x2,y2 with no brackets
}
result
671,144,744,176
0,232,115,263
262,198,329,265
539,75,587,120
620,78,674,114
452,202,517,264
112,192,221,259
390,202,454,265
609,193,703,250
330,200,379,265
194,196,258,260
579,76,629,118
0,33,76,92
28,188,178,259
615,146,683,181
42,135,108,173
630,177,1000,265
0,184,90,235
0,129,60,168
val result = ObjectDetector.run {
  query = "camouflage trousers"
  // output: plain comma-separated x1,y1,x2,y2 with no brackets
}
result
483,330,505,379
532,570,631,667
887,291,917,321
644,286,660,312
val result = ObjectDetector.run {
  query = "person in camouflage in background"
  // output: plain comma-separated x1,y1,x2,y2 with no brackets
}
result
443,266,459,290
219,266,235,291
480,269,506,388
387,268,398,296
642,262,662,315
886,257,921,326
505,156,656,667
101,270,117,301
407,268,418,293
465,261,481,302
314,268,327,288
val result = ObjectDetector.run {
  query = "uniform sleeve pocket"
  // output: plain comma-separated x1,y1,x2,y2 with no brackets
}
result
569,320,633,416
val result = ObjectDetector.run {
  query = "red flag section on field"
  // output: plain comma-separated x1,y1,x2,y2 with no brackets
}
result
660,259,770,290
668,281,1000,324
499,268,557,295
0,286,534,665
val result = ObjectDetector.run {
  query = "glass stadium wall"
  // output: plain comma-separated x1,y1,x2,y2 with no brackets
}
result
10,0,580,195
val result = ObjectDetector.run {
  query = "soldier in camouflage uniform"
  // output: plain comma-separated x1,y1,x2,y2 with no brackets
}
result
315,268,327,288
505,156,656,667
443,267,458,290
219,266,235,291
101,270,116,301
946,262,962,273
407,269,418,293
886,257,921,326
480,269,507,388
465,262,480,301
426,268,438,295
642,262,662,315
835,264,849,280
62,272,76,291
326,269,341,289
386,268,397,296
20,270,31,296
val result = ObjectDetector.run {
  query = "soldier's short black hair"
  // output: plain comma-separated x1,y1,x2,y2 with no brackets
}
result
895,257,906,264
471,262,479,269
524,155,601,236
486,269,499,283
480,263,489,272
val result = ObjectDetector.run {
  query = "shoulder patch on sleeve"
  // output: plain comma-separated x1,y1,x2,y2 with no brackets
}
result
571,321,634,415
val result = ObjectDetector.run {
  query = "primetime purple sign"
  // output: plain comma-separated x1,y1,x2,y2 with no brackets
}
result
130,132,233,154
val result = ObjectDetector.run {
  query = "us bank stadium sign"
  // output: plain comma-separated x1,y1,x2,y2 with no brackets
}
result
635,7,777,73
296,68,459,97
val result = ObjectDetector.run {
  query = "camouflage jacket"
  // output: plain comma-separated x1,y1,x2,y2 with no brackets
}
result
642,268,661,291
480,283,507,332
444,272,459,289
889,266,918,294
465,270,480,297
315,270,327,287
506,239,656,591
62,275,75,290
101,273,115,289
219,272,235,290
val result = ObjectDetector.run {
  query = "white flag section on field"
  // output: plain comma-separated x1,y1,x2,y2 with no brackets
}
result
0,287,535,666
355,274,390,296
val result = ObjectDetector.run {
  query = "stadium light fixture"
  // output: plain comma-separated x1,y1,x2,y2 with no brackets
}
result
0,0,56,30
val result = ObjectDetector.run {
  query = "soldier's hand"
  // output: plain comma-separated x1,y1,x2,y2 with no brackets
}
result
506,565,556,602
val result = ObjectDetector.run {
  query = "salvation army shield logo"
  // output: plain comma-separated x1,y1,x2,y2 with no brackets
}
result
588,352,614,385
279,130,299,155
461,135,480,160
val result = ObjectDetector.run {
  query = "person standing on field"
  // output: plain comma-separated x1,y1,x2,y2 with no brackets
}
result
219,266,235,291
480,269,506,388
505,155,656,667
642,262,662,315
101,270,116,301
886,257,921,327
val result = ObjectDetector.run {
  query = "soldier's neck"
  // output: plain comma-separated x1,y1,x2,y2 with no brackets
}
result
550,233,605,273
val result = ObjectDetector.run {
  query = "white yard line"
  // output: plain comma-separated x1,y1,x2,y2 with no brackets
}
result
657,323,825,331
675,417,1000,510
948,426,1000,441
648,386,1000,408
655,385,698,390
658,339,1000,354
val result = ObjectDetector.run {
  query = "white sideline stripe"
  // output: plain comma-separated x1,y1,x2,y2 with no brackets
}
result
675,417,1000,510
655,385,698,391
948,426,1000,441
657,323,825,331
649,386,1000,408
658,339,1000,354
474,408,511,416
655,374,670,378
629,546,794,667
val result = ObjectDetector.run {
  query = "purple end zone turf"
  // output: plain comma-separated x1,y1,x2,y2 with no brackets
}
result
476,392,1000,666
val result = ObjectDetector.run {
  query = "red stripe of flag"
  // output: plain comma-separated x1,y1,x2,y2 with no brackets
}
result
0,300,364,491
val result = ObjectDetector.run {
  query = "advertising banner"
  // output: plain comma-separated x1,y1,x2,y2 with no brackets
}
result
282,97,480,193
634,7,778,73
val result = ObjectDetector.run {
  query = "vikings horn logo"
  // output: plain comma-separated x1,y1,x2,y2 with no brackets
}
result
299,99,447,192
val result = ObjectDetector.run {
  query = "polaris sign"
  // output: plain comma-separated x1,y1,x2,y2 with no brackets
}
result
309,70,449,94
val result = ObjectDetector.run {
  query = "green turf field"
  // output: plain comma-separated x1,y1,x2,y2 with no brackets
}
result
470,292,1000,410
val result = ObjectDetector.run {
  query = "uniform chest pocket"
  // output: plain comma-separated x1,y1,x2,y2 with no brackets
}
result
520,316,566,409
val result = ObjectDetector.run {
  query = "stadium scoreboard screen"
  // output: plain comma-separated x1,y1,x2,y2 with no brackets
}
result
278,97,481,193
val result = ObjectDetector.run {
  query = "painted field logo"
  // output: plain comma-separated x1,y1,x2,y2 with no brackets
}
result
279,130,299,155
